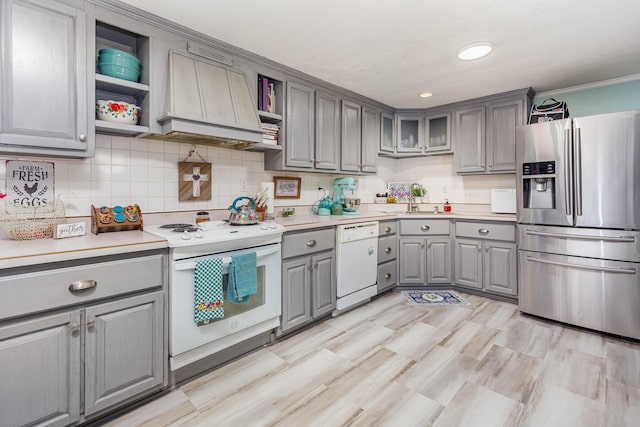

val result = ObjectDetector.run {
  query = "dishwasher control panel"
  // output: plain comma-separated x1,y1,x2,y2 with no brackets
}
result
336,221,380,242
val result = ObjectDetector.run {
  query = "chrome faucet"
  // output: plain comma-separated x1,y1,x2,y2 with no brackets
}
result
407,183,421,213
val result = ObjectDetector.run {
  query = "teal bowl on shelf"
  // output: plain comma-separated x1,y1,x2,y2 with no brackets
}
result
98,48,141,67
98,54,141,71
98,63,140,82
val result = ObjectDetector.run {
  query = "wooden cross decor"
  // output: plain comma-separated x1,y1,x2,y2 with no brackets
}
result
178,162,211,201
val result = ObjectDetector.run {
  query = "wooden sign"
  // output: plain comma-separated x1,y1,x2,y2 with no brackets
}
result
179,162,211,201
5,160,54,211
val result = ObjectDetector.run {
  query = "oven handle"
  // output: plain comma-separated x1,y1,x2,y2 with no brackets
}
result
174,246,280,271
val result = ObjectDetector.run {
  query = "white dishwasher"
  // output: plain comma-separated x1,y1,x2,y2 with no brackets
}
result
335,221,379,314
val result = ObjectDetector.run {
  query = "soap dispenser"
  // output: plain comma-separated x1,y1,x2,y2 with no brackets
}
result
444,199,451,212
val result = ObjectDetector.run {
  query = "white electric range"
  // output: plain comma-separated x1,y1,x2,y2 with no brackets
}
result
144,221,285,371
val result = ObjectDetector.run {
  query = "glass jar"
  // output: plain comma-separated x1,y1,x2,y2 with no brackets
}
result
195,211,210,224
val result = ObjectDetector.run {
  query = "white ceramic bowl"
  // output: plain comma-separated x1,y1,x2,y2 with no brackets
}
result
96,100,141,125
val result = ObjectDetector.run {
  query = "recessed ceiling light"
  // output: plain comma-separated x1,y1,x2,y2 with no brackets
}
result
457,42,493,60
419,92,433,98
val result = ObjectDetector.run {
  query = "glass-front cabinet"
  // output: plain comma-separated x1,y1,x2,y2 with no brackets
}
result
424,110,452,153
396,114,423,153
380,112,395,152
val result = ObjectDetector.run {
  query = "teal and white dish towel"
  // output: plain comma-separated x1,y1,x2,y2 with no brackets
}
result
194,257,225,322
227,252,257,304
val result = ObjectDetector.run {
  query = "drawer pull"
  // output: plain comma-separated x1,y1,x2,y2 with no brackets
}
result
421,225,430,231
385,247,392,253
70,323,80,333
385,273,392,280
86,320,95,330
478,228,490,234
306,240,317,247
384,226,392,233
69,279,97,292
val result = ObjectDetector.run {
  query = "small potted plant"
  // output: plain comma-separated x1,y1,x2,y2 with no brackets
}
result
411,185,427,202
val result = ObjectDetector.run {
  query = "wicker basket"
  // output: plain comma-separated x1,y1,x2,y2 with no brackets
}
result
0,200,66,240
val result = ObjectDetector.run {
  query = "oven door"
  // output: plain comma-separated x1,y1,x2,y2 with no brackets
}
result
170,243,281,364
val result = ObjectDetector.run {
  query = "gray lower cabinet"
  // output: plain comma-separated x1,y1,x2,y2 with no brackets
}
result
398,220,451,286
0,0,95,157
0,252,166,426
454,221,517,297
377,220,397,293
281,229,336,333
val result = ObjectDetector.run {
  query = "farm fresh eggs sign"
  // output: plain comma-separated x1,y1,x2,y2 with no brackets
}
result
5,160,54,207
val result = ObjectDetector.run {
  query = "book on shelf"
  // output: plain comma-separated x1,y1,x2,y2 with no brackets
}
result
262,77,269,112
257,76,263,110
267,82,275,113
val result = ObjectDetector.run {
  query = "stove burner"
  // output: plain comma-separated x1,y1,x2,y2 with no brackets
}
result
170,227,199,233
160,223,194,229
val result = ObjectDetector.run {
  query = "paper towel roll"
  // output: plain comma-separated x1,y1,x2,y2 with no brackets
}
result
261,182,275,214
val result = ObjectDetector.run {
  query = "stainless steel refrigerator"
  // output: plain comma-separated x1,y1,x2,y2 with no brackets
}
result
516,109,640,340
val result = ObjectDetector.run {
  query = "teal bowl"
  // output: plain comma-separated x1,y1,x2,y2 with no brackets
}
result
98,63,140,82
98,48,141,67
98,54,141,71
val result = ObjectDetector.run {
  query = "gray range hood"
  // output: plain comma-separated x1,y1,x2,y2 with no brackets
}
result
150,48,263,148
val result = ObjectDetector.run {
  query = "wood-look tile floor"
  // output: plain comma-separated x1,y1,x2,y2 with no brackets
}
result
105,292,640,427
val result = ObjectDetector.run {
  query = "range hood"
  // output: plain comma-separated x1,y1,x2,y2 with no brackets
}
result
148,47,264,148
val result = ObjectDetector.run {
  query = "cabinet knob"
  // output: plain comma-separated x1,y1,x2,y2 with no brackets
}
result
485,247,489,252
70,323,80,333
306,239,316,247
385,273,392,280
385,247,392,253
314,262,319,269
488,162,493,168
384,227,392,233
478,228,490,234
481,163,485,168
86,320,95,330
79,134,87,142
69,279,97,292
477,244,482,251
421,225,430,231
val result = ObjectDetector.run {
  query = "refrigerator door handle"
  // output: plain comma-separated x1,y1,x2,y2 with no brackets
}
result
574,127,583,216
564,128,573,216
525,229,636,242
526,256,636,274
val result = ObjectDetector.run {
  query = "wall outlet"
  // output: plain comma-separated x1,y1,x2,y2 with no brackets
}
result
443,186,448,194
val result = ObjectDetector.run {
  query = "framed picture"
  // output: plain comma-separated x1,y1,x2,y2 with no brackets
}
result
273,176,301,199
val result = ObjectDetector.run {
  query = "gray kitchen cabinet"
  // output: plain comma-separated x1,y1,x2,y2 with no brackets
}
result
0,252,167,425
315,91,340,170
396,113,424,153
0,0,95,157
0,311,81,427
454,221,517,297
341,100,362,172
361,105,380,173
424,110,452,153
454,104,486,173
377,220,397,293
281,228,336,334
454,88,534,174
285,81,316,168
84,292,164,416
380,112,395,153
399,219,452,286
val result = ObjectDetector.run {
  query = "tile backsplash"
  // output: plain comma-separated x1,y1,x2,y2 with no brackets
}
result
0,135,515,217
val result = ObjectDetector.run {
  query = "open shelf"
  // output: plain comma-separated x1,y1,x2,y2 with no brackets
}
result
241,142,283,152
95,74,149,97
95,120,149,136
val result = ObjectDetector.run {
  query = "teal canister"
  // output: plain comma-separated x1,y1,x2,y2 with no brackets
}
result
331,203,343,215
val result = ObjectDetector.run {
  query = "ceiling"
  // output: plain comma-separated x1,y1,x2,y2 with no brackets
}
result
120,0,640,109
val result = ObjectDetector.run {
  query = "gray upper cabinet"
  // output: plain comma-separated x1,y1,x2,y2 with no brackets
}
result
454,104,486,173
424,110,452,153
285,81,316,168
341,100,362,172
0,311,81,427
454,88,533,174
315,91,340,170
380,112,395,153
361,105,379,173
0,0,95,157
396,114,424,153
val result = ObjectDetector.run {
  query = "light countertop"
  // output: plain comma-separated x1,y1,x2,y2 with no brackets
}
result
0,209,515,269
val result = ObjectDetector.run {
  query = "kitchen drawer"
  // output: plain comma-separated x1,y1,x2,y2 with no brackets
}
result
0,254,165,321
378,235,397,263
378,221,397,236
282,228,335,259
377,260,397,293
400,219,450,236
456,221,515,242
